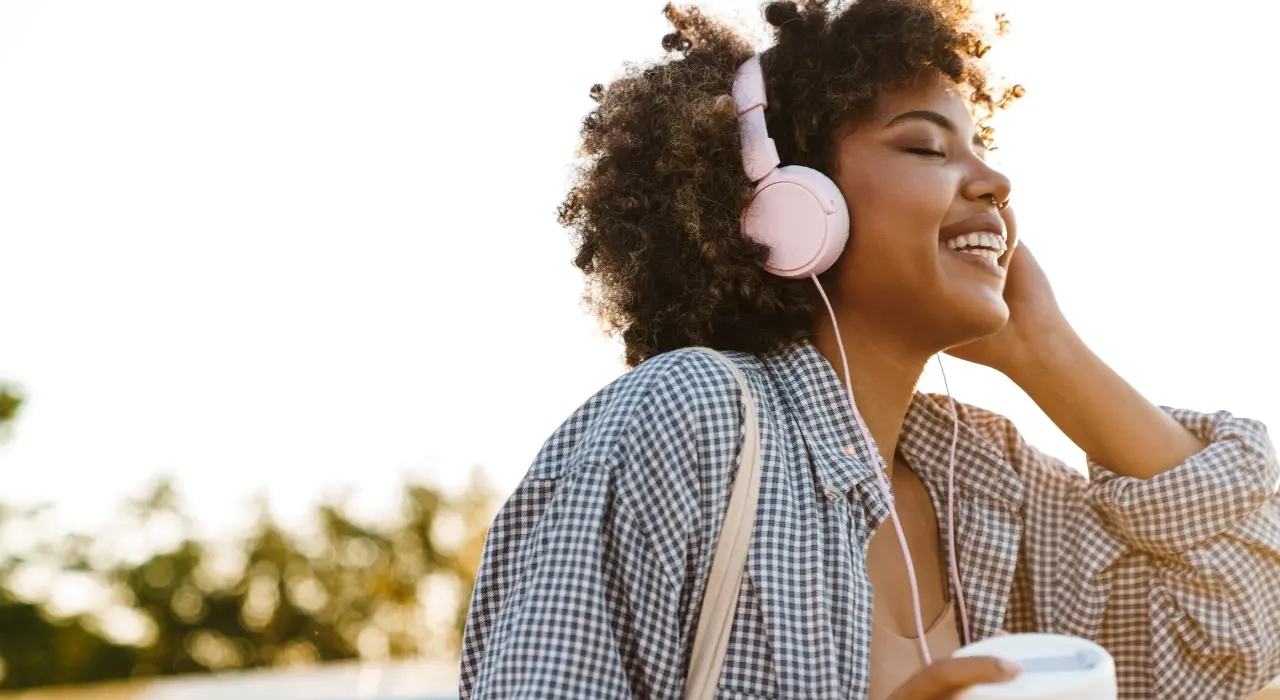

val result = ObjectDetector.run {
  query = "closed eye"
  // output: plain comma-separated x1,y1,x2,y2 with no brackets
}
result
903,147,946,158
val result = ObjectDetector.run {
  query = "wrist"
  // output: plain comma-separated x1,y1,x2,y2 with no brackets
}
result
1001,321,1088,387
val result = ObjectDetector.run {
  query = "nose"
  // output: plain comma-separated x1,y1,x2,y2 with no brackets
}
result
962,158,1012,210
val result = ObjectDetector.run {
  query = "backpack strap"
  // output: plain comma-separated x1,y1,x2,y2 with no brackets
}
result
683,348,764,700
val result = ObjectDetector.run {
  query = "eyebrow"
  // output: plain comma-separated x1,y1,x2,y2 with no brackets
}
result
885,109,986,150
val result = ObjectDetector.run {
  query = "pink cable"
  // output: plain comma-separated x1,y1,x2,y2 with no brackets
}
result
811,276,975,660
811,276,933,665
935,358,972,646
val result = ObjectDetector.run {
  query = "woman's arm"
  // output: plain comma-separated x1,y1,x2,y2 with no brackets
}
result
947,238,1205,478
953,398,1280,699
460,349,750,700
948,227,1280,696
1004,329,1206,479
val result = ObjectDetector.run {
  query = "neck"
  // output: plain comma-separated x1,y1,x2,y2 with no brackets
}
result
812,313,930,471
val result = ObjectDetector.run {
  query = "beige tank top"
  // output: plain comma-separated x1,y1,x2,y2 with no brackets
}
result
867,601,963,700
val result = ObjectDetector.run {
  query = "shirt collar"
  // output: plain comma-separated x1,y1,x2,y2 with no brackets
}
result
761,342,1022,508
900,392,1024,508
761,342,884,497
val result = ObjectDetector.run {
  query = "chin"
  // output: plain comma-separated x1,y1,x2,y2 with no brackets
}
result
971,310,1010,340
934,292,1009,346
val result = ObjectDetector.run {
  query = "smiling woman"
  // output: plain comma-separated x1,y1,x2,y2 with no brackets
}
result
459,1,1280,699
557,1,1022,369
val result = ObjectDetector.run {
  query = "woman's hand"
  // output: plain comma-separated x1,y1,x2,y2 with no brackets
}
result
945,205,1072,376
947,205,1204,477
885,655,1020,699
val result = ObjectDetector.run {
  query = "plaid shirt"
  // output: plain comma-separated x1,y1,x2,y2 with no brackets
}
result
460,342,1280,699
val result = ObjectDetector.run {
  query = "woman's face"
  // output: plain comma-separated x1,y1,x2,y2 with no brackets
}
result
830,71,1015,354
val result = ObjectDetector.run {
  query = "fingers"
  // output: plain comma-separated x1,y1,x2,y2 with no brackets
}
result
887,655,1019,700
999,202,1017,236
999,204,1020,256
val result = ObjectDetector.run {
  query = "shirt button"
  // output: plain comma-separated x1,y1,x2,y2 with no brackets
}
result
823,484,842,502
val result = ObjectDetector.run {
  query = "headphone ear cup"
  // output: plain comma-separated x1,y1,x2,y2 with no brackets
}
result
741,165,849,279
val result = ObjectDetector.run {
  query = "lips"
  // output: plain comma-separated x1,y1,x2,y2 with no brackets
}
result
939,212,1007,246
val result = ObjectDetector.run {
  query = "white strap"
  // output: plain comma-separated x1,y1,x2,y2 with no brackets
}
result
683,349,764,700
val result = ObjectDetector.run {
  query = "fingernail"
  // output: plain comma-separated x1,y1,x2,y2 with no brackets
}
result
1000,660,1021,678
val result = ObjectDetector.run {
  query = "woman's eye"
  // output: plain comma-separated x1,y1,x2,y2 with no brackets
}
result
903,147,946,158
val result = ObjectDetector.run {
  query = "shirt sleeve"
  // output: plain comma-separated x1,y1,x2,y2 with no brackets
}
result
459,350,744,700
459,466,652,699
987,406,1280,699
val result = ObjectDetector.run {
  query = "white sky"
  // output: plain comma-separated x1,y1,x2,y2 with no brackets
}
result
1,0,1276,538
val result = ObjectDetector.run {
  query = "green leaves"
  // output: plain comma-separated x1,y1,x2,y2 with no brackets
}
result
0,385,22,440
0,473,496,690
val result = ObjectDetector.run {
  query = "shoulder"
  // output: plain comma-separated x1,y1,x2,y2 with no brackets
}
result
915,392,1053,477
916,392,1019,447
611,347,748,411
532,348,750,479
916,392,1081,492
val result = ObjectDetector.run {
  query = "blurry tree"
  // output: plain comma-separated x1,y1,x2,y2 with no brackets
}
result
0,384,21,442
0,471,496,691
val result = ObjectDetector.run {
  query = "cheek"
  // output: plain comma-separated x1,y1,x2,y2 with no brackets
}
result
841,165,953,255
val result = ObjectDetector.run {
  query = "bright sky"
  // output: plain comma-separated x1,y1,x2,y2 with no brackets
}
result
1,0,1276,538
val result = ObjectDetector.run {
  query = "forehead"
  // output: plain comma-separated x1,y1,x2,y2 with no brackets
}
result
859,72,980,139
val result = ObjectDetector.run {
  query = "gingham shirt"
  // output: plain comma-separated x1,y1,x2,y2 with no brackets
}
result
460,342,1280,699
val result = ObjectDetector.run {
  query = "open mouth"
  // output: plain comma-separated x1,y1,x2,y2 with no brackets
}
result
943,231,1007,267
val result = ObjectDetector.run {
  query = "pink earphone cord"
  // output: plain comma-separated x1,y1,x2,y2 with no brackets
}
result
810,275,971,665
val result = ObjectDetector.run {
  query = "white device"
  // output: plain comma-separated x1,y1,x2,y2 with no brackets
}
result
953,633,1117,700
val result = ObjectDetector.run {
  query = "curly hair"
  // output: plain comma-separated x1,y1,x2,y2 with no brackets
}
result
558,0,1022,367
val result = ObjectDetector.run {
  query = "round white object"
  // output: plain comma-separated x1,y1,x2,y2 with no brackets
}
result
952,633,1117,700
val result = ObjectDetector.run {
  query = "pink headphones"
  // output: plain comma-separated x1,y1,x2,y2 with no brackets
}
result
732,55,849,278
732,53,972,663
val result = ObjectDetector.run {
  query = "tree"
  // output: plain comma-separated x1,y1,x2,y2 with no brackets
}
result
0,384,21,442
0,472,496,690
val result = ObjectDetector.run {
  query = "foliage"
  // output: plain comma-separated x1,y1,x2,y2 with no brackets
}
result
0,385,21,441
0,473,495,690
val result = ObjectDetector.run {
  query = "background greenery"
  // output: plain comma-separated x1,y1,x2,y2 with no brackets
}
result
0,386,493,690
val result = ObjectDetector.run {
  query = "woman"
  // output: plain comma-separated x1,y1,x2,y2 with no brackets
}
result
460,1,1280,698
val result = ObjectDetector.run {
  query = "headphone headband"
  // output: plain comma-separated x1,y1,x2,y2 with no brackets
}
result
732,55,780,183
730,53,848,279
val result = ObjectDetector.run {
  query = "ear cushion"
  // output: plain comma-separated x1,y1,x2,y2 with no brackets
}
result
741,165,849,279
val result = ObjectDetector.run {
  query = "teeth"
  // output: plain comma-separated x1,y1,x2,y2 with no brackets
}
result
944,231,1007,257
954,248,1001,264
